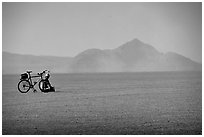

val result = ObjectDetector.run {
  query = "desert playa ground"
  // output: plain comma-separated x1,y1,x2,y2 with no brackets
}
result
2,72,202,135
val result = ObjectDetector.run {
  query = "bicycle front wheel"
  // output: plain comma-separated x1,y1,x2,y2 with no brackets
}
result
18,80,30,93
39,80,48,92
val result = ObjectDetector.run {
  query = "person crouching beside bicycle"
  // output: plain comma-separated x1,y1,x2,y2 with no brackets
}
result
44,70,55,92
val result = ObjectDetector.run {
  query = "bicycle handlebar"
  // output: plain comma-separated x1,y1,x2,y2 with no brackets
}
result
37,70,49,75
37,72,44,76
26,70,48,76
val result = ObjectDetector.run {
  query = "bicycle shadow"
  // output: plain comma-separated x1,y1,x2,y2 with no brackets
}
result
53,90,80,94
41,90,56,93
40,87,78,94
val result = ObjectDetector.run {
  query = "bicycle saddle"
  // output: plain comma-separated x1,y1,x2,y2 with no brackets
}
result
27,70,32,73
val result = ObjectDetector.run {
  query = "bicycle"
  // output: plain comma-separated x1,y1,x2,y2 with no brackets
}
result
17,70,53,93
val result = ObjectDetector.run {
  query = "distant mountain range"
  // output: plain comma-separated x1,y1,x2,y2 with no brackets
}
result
3,38,201,74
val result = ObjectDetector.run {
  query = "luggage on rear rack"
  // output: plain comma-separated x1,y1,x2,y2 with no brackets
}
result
20,73,28,80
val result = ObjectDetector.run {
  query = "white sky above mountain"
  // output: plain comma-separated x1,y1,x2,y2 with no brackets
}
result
2,2,202,63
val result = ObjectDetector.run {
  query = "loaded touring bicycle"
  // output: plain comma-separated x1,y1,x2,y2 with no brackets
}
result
17,70,55,93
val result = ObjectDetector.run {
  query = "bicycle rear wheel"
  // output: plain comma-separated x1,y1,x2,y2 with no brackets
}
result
18,80,30,93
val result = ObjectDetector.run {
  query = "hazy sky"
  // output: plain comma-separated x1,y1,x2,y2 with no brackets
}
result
2,2,202,62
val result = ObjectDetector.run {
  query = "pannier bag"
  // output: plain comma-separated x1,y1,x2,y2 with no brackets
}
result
21,73,28,80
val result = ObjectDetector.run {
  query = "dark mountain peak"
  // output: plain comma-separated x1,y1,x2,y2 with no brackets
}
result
117,38,157,52
115,38,160,59
118,38,144,49
129,38,144,44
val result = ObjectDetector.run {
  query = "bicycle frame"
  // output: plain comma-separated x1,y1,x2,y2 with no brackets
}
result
27,72,43,88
